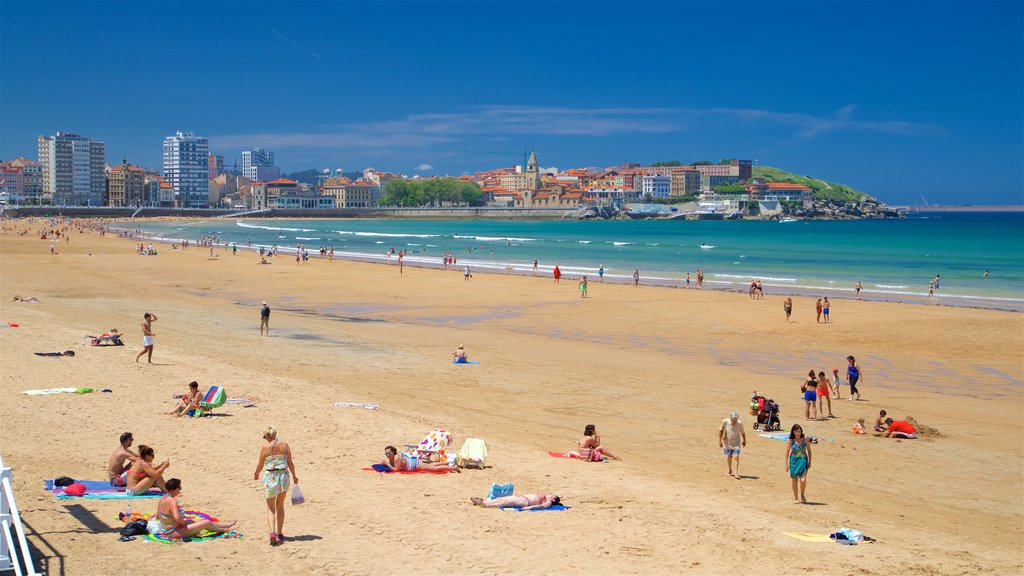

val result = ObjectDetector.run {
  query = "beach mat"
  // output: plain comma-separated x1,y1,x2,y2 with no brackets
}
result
121,511,243,544
500,505,571,512
333,402,379,410
783,532,833,543
759,433,790,442
23,388,79,396
363,465,454,475
45,479,161,499
548,451,580,459
452,360,479,365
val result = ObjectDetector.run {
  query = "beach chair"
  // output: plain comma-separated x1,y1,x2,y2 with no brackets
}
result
193,386,226,417
404,429,452,463
456,438,488,469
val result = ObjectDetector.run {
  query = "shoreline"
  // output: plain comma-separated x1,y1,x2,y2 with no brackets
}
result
119,222,1024,313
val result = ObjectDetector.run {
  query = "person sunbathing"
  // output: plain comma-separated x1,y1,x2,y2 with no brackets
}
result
150,478,236,537
578,424,621,461
452,344,468,363
126,445,170,495
380,446,460,472
35,350,75,357
13,296,40,303
470,493,561,510
170,381,202,417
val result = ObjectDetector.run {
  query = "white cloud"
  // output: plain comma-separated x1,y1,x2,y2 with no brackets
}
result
415,163,434,172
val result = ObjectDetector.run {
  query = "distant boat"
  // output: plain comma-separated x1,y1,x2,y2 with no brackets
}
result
700,243,715,249
779,217,798,223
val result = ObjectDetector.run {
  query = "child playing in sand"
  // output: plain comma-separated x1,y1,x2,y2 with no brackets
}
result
853,418,867,434
874,410,888,433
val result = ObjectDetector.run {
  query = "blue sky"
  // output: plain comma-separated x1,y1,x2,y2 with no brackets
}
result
2,1,1021,205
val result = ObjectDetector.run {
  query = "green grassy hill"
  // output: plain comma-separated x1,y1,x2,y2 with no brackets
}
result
752,166,874,203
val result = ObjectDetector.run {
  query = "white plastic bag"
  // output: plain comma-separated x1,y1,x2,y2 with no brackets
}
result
291,483,305,505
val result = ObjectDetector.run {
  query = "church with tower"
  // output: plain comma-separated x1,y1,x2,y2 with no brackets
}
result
497,150,542,192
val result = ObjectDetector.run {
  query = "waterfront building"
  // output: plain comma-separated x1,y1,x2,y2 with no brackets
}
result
324,179,381,208
0,162,25,201
684,160,752,188
105,161,147,207
498,151,543,191
750,181,813,205
3,158,44,202
163,131,210,207
242,148,280,183
209,154,224,178
641,173,671,198
38,132,106,205
670,170,701,196
261,178,336,209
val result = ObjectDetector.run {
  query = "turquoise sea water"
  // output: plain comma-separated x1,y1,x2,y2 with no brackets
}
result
134,213,1024,310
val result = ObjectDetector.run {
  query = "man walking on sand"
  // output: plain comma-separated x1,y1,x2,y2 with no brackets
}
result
719,412,747,478
260,301,271,336
135,312,157,363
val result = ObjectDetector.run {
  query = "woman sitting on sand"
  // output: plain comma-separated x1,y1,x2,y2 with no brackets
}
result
452,345,468,363
380,446,460,473
578,424,621,461
149,478,236,537
126,445,170,495
170,381,203,417
471,493,561,510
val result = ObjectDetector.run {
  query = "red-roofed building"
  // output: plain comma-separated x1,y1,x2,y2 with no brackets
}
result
747,179,813,204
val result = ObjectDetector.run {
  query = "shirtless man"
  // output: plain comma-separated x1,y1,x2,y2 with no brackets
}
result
380,446,460,473
135,312,157,363
107,432,139,488
452,344,468,363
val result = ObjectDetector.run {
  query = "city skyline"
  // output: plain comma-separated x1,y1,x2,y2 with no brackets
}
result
1,1,1021,205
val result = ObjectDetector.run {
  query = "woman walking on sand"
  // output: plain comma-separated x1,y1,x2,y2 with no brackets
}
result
802,370,818,420
783,297,793,322
786,424,811,503
846,356,863,400
815,298,823,323
254,426,298,546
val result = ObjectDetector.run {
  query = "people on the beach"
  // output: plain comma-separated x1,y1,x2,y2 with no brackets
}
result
13,295,41,303
855,281,862,299
846,356,862,400
633,269,640,287
135,312,157,363
832,368,842,399
816,371,835,418
786,424,811,503
802,370,818,420
579,275,588,298
883,418,918,439
260,301,271,336
126,445,169,495
254,426,298,546
822,297,830,322
380,446,460,472
749,279,757,299
815,298,823,323
464,265,471,281
718,412,746,478
783,297,793,322
756,279,763,299
874,409,888,432
983,270,989,279
533,258,538,271
579,424,621,461
933,274,940,290
151,478,237,538
470,493,560,510
170,381,202,417
553,265,561,284
34,350,75,357
928,280,935,298
452,344,468,363
686,272,691,288
107,432,139,487
696,268,704,288
853,418,867,434
598,265,605,282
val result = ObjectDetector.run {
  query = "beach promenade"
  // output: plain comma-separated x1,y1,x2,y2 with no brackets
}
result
1,221,1021,575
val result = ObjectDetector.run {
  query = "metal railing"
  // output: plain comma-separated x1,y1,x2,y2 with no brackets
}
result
0,454,41,576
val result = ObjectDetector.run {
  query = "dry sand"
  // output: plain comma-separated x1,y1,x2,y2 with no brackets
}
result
1,219,1022,575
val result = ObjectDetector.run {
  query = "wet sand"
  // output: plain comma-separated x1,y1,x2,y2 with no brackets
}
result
1,220,1022,575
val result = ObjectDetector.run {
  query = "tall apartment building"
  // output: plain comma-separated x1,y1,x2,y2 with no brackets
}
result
163,131,210,207
106,162,148,207
5,158,44,201
38,132,106,205
670,170,701,196
641,173,671,198
208,154,224,179
241,148,280,182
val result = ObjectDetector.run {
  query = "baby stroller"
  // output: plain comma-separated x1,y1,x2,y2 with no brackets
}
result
750,392,781,431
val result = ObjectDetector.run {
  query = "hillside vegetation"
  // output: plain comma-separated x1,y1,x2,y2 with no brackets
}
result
753,166,874,203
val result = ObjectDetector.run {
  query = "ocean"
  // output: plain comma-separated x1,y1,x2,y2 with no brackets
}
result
132,212,1024,311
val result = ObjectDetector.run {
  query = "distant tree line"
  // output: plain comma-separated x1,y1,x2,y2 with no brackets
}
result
380,178,483,207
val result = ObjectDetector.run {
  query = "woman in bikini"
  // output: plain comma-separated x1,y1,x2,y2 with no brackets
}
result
150,478,236,537
470,493,561,510
254,426,298,546
578,424,621,461
170,381,202,417
802,370,818,421
126,445,169,495
380,446,461,473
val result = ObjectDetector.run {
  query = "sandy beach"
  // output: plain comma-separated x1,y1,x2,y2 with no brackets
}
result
1,219,1022,575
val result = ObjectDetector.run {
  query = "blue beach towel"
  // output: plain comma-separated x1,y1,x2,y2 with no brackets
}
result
451,361,480,365
44,479,161,499
500,504,570,512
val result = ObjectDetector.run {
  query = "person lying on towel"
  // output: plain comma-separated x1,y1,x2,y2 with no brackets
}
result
470,493,561,510
380,446,460,473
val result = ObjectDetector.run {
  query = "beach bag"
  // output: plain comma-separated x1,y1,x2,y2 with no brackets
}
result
120,520,148,537
63,483,86,497
291,483,305,506
54,476,75,487
487,482,514,500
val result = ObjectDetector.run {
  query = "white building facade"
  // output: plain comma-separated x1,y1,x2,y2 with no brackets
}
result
163,131,210,207
641,173,671,199
38,132,106,205
242,148,280,182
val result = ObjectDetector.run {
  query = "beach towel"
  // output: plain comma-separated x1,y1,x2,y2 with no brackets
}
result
363,465,455,475
451,361,480,365
44,479,161,499
23,388,79,395
121,511,243,544
333,402,379,410
548,451,581,459
783,532,833,543
487,482,514,499
225,398,255,405
500,505,570,512
759,433,791,442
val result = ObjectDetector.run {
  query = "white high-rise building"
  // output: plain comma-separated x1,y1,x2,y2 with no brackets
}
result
38,132,106,205
641,173,671,199
163,131,210,207
242,148,280,182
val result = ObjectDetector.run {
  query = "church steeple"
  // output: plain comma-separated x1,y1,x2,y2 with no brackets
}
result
526,150,540,188
527,151,538,172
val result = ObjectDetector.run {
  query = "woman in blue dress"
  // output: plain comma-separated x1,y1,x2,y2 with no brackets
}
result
786,424,812,503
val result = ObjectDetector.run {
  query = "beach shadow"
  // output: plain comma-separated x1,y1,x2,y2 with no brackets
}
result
283,534,323,542
20,517,64,576
735,475,760,480
63,503,115,533
801,501,827,506
201,413,234,418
